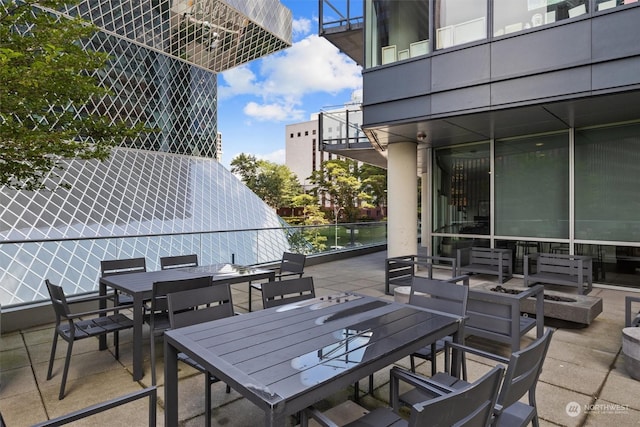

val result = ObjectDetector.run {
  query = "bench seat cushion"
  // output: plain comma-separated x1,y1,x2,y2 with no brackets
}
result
527,271,581,286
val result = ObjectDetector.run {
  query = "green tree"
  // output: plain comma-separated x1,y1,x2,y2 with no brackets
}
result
309,158,373,222
0,0,148,190
290,193,328,252
359,163,387,211
230,153,301,209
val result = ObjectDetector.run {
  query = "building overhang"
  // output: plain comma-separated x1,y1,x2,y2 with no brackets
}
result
362,88,640,173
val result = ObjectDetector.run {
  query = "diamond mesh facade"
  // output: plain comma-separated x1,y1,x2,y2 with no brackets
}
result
0,0,292,306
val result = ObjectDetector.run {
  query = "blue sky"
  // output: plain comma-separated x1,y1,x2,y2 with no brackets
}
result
217,0,362,169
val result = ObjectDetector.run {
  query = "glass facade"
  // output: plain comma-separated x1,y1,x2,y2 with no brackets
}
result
432,122,640,287
365,0,429,67
365,0,637,69
0,0,293,306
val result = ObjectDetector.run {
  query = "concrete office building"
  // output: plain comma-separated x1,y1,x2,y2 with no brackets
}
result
0,0,292,307
320,0,640,289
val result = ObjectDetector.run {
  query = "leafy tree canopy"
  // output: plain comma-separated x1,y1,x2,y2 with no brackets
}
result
0,0,148,190
231,153,301,209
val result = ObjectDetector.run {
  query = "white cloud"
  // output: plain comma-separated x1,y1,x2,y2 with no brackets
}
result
292,17,312,37
259,149,286,164
243,101,304,122
219,34,362,122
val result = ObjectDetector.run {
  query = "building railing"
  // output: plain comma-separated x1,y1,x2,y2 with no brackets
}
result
319,0,364,34
0,221,387,308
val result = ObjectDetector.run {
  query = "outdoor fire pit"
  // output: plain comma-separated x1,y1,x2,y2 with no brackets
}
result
476,283,603,326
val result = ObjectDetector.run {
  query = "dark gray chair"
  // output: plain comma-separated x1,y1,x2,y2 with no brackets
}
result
32,386,156,426
167,285,234,427
626,295,640,327
249,252,306,311
45,279,134,400
408,275,470,375
100,257,147,305
160,254,198,270
261,276,315,309
147,276,212,385
399,328,554,427
301,365,504,427
355,274,469,400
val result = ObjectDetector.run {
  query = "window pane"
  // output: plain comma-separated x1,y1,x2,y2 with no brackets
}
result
495,133,569,238
433,143,490,235
575,123,640,242
493,0,589,37
366,0,430,67
435,0,487,50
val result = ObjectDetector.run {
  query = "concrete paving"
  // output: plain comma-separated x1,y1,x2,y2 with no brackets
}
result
1,250,639,426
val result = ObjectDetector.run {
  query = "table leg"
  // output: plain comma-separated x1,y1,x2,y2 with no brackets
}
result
164,339,179,426
132,294,144,381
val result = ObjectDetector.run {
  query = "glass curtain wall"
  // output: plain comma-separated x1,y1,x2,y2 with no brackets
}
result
365,0,429,67
432,143,490,257
494,133,569,238
431,123,640,287
493,0,589,37
435,0,487,49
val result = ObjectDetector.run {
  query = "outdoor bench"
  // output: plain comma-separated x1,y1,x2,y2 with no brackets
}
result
466,284,545,352
524,253,592,295
457,247,513,284
385,254,457,295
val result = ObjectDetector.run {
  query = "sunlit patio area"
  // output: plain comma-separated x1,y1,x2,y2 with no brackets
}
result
1,250,639,426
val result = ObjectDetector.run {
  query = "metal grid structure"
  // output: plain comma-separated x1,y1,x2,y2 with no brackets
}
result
0,0,292,306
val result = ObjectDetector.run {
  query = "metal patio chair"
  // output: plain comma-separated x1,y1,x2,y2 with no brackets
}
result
301,364,504,427
261,276,315,309
399,328,554,427
45,279,134,400
160,254,199,270
167,285,234,427
249,252,306,311
147,275,212,385
100,257,147,306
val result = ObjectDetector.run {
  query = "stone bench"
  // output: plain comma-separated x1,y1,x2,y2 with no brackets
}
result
623,327,640,381
457,247,513,284
524,253,592,295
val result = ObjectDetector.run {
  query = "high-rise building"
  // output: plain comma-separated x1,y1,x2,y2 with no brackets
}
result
321,0,640,289
0,0,292,306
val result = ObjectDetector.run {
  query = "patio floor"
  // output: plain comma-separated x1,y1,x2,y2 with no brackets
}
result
1,250,639,426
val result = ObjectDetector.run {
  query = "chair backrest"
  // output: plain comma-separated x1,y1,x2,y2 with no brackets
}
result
150,276,212,315
100,257,147,276
167,284,235,329
410,365,504,427
45,279,71,320
409,276,469,317
261,276,315,309
279,252,306,276
497,328,554,411
160,254,198,270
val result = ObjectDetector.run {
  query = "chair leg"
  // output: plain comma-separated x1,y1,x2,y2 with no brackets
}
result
150,332,157,385
368,374,374,395
114,331,119,360
47,331,59,380
248,282,252,312
59,339,74,400
410,354,416,372
431,343,437,376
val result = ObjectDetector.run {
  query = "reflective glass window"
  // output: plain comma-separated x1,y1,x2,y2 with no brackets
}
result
493,0,589,37
435,0,487,50
366,0,429,68
495,133,569,238
433,143,490,235
575,123,640,242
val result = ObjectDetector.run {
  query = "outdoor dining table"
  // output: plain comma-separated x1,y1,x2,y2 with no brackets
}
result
164,292,465,427
98,263,275,381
